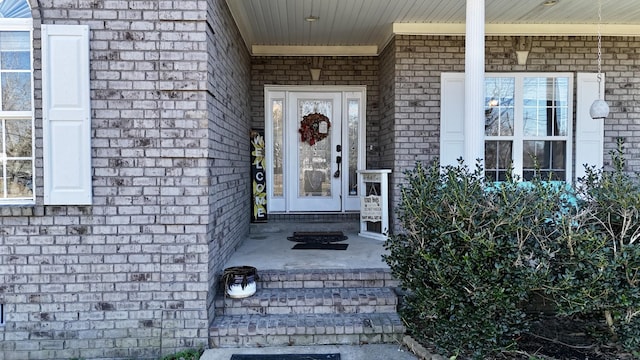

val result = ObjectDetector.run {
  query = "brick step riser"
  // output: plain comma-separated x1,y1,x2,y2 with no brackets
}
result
214,287,398,316
215,304,398,316
210,332,403,348
209,312,406,348
256,279,399,289
252,270,399,290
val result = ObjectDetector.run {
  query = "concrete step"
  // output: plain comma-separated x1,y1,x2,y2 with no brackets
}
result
254,268,399,289
214,287,398,316
209,312,406,348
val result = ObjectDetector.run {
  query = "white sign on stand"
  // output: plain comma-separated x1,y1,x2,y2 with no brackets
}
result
357,169,391,241
360,195,382,222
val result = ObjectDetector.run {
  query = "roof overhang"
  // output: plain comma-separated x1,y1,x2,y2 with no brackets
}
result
251,22,640,57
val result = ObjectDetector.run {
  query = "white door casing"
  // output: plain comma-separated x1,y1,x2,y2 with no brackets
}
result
265,86,366,213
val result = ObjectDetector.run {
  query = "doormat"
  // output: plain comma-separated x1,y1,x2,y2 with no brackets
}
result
287,231,348,250
292,243,348,250
230,354,340,360
287,231,348,243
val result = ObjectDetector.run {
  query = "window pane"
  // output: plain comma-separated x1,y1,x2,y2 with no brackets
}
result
485,77,514,136
272,100,283,197
6,118,31,156
485,141,512,181
1,51,29,70
2,72,31,111
348,99,359,196
6,159,32,198
0,32,30,69
0,0,33,18
523,140,566,181
523,77,569,136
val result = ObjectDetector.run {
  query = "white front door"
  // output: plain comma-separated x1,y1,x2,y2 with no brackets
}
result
288,92,342,211
265,86,366,213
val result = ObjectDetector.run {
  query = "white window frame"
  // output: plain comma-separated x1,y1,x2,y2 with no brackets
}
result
484,73,574,181
0,17,35,205
441,72,603,185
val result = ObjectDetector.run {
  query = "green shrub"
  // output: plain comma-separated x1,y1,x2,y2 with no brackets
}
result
545,139,640,354
160,348,204,360
384,160,570,358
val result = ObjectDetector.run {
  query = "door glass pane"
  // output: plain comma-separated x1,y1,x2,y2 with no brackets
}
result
298,100,332,197
523,140,566,181
523,77,569,136
272,100,283,197
348,99,359,196
485,141,512,181
485,77,514,136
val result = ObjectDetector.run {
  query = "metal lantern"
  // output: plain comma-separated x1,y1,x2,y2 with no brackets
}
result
590,99,609,120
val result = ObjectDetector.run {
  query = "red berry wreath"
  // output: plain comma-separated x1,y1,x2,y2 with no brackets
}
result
299,113,331,146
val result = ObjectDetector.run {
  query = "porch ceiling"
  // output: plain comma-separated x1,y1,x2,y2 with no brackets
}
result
225,0,640,56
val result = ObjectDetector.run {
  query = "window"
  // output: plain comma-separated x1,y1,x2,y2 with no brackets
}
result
440,72,601,184
484,74,572,181
0,0,33,204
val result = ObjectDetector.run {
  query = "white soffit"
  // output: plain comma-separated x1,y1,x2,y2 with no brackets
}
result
227,0,640,57
252,45,379,57
393,23,640,37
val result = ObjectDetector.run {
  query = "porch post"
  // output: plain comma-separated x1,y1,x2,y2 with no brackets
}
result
464,0,485,165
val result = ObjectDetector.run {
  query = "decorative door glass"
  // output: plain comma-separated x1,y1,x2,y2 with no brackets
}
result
298,99,332,197
271,99,284,197
347,99,359,196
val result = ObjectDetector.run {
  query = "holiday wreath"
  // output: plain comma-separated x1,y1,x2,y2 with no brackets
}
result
299,113,331,146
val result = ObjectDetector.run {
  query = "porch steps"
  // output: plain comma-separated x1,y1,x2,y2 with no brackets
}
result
209,268,405,348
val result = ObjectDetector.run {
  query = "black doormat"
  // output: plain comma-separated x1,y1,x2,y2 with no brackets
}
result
292,243,348,250
230,354,340,360
287,231,348,243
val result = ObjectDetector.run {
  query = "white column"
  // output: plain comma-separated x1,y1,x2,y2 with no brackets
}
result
464,0,485,165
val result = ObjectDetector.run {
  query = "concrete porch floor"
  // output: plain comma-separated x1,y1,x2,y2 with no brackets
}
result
223,221,390,270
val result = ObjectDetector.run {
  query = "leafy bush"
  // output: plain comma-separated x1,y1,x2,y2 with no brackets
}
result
160,348,204,360
384,160,570,358
545,139,640,354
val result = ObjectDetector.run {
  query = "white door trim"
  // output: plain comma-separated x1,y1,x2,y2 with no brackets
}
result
264,85,367,213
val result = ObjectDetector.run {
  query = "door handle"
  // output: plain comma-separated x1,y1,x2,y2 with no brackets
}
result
334,156,342,178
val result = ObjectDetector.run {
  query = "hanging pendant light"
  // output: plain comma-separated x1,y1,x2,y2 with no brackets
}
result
590,0,609,120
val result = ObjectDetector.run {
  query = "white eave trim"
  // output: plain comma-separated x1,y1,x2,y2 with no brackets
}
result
252,45,378,57
394,23,640,37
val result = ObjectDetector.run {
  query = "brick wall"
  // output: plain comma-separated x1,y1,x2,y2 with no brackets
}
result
0,0,251,359
377,39,398,228
205,0,252,324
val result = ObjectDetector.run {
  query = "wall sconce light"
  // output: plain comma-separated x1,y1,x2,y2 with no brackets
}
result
309,57,323,81
513,36,533,65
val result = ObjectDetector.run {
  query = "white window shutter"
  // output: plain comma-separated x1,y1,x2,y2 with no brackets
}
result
440,73,466,167
575,73,605,181
42,25,92,205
